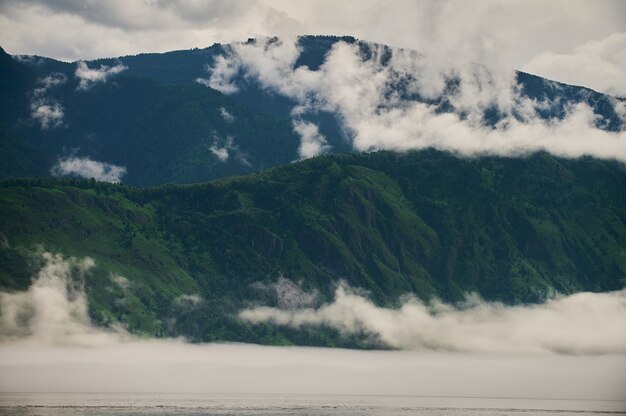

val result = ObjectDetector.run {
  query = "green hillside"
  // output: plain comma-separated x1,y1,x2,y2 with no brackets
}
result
1,150,625,347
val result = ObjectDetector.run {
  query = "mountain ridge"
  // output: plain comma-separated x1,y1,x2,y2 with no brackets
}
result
1,149,624,346
1,36,624,187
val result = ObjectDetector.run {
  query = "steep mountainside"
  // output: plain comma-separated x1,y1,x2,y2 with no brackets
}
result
1,151,625,346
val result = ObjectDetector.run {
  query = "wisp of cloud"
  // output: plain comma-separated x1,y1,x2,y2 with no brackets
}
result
240,284,626,355
51,156,127,182
75,61,127,90
30,73,66,129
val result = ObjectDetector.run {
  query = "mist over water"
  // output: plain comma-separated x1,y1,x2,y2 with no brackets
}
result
2,343,626,401
240,285,626,354
0,252,625,402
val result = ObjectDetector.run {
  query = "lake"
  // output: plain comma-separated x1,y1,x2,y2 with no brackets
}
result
2,343,625,415
1,393,625,415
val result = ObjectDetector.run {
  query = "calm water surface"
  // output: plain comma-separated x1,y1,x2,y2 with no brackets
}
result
1,393,625,416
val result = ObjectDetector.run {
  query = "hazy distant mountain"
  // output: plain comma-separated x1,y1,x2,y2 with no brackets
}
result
1,36,624,186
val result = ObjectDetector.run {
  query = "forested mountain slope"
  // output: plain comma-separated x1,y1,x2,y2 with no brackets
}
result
1,150,624,346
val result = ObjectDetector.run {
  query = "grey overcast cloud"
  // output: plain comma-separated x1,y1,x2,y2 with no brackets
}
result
0,0,625,96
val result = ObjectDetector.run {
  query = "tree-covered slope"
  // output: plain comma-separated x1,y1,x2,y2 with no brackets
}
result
1,150,625,346
0,47,301,186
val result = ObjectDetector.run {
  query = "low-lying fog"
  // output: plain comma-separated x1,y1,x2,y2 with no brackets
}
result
2,342,626,400
1,252,625,399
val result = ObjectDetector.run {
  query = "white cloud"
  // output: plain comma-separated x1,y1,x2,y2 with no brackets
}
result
209,145,229,161
30,73,66,129
1,0,624,98
7,0,273,32
613,98,626,123
219,106,235,123
0,1,300,61
175,294,203,306
75,61,127,90
36,73,67,91
0,252,126,346
197,54,241,94
204,38,626,162
51,156,127,183
292,120,330,159
524,33,626,97
209,135,250,165
31,103,64,129
240,284,626,355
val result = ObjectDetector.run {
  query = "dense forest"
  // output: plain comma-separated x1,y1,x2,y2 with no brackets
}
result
1,150,625,347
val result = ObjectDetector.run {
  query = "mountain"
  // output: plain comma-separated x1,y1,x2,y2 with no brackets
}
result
2,150,625,347
0,46,300,186
1,36,624,186
1,36,625,347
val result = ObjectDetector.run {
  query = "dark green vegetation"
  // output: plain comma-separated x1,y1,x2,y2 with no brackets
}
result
0,46,301,186
1,150,625,346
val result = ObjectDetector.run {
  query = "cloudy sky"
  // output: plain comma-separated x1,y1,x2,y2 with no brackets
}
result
0,0,624,96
